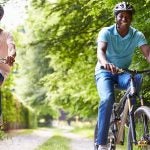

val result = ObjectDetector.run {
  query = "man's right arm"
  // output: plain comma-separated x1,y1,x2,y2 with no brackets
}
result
97,41,108,65
97,41,117,73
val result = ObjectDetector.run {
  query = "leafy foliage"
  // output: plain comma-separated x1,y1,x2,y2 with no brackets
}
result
1,73,37,130
15,0,150,119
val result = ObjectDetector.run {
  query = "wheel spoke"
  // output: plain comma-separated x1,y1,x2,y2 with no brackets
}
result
128,106,150,150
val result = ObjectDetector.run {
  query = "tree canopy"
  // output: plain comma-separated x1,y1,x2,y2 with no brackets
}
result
14,0,150,119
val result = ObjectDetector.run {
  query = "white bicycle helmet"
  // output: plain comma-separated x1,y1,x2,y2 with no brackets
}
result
114,2,135,16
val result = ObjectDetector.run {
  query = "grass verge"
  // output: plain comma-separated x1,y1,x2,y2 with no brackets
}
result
0,130,6,139
71,125,94,139
36,134,70,150
70,123,128,150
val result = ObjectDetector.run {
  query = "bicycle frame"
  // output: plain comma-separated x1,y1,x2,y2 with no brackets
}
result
116,75,138,144
114,70,149,146
94,68,150,150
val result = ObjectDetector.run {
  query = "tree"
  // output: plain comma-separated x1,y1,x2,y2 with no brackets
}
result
15,0,150,119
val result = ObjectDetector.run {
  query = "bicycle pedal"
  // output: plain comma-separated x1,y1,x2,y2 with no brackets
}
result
138,140,148,147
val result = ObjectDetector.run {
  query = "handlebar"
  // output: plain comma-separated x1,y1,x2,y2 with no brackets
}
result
118,68,150,75
100,66,150,75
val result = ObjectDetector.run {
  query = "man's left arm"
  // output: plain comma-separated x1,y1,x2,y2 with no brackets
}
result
140,44,150,63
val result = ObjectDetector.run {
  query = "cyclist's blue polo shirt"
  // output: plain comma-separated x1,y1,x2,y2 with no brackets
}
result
95,24,147,75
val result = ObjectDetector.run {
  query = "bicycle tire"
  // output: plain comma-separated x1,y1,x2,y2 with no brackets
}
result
128,106,150,150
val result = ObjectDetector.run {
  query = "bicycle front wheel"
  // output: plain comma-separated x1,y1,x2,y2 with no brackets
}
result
128,106,150,150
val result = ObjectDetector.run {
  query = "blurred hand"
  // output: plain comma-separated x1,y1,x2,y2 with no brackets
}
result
5,56,15,66
103,63,118,74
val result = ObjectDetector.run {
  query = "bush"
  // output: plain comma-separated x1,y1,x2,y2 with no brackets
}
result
1,89,37,131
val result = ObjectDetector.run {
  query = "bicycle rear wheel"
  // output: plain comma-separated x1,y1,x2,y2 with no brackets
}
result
128,106,150,150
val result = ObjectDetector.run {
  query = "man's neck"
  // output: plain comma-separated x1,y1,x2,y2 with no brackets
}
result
116,24,129,37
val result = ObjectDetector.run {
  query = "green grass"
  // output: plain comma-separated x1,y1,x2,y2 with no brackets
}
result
70,123,127,149
69,121,96,138
14,129,34,135
6,129,34,137
36,134,71,150
0,130,6,140
0,128,35,140
70,125,126,149
116,144,126,150
71,125,94,139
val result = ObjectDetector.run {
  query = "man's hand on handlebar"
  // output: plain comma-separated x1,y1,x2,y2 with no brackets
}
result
102,63,118,74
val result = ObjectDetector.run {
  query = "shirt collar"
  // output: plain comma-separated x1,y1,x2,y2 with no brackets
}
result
113,24,132,39
113,24,118,35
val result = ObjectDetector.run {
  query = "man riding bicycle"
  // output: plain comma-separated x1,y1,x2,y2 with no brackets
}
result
0,5,16,85
95,2,150,150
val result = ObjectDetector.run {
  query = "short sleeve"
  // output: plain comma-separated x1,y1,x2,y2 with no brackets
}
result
97,27,109,43
136,32,147,47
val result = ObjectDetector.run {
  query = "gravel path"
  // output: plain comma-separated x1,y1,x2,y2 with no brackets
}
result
0,128,93,150
0,128,53,150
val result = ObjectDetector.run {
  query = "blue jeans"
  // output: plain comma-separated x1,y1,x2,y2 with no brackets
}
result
95,69,142,145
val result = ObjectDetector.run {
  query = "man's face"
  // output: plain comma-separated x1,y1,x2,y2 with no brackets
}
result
116,11,132,28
